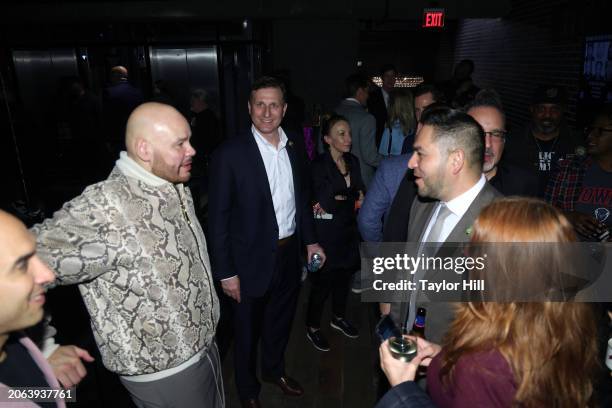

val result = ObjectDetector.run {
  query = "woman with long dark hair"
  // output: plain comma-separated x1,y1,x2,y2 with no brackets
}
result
377,198,600,408
305,114,364,352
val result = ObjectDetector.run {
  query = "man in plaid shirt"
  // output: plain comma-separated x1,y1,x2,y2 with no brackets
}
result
546,104,611,241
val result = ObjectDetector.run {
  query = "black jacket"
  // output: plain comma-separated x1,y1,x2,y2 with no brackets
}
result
367,87,389,148
382,170,419,242
311,151,364,269
208,130,316,296
489,163,539,197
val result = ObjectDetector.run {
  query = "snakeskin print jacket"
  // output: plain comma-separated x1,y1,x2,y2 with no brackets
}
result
32,153,220,376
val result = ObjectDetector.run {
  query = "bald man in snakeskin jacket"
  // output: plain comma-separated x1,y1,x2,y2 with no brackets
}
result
32,103,222,408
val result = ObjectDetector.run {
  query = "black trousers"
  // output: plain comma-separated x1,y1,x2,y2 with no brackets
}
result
305,266,353,328
231,236,300,399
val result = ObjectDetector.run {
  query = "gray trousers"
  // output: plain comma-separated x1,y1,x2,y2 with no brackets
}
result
120,343,224,408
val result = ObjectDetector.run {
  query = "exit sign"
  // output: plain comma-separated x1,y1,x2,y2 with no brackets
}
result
423,8,445,28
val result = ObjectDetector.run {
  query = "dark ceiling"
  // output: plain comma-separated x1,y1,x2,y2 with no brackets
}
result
3,0,513,23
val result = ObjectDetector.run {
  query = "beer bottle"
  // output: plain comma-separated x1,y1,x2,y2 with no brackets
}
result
410,307,427,338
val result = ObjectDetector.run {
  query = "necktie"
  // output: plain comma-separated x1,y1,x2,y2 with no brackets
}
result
404,203,453,331
424,203,453,245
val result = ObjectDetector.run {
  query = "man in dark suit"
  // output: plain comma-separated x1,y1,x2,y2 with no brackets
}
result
466,90,540,197
389,107,501,343
208,76,326,408
103,66,144,158
368,64,397,148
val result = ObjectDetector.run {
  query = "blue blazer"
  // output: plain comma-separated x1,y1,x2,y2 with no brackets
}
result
208,130,317,297
357,155,410,242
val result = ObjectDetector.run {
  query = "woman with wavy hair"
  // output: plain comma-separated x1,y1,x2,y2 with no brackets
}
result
377,197,599,408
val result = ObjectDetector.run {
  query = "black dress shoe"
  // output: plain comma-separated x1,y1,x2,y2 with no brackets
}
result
263,375,304,397
240,398,262,408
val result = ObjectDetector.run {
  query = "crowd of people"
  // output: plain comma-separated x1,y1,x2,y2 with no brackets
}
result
1,60,611,408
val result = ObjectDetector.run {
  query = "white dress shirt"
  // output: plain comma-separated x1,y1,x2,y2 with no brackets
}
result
381,88,390,108
420,174,487,243
252,125,296,239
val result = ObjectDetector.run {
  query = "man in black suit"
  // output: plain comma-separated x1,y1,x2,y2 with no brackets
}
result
466,90,540,197
388,107,501,343
103,66,144,158
208,76,326,408
368,64,397,148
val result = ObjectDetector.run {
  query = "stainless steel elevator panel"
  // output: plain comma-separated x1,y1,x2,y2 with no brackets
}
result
12,49,78,120
149,46,220,116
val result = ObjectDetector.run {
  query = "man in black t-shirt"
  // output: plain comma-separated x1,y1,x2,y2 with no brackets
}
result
503,85,584,197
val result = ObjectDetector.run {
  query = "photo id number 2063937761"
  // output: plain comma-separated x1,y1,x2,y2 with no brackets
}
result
2,387,76,403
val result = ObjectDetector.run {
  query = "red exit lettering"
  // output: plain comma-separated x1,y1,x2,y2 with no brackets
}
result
423,11,445,28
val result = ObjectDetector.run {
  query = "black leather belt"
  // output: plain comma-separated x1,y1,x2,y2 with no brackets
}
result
278,234,295,247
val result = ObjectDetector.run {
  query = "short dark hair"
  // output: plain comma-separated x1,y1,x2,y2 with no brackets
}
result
592,103,612,123
380,64,397,77
251,76,286,102
465,88,506,125
421,106,484,171
345,73,369,98
413,83,445,103
191,88,208,102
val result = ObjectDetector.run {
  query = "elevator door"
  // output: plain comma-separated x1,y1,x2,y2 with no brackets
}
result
12,48,79,131
11,49,80,201
149,46,220,117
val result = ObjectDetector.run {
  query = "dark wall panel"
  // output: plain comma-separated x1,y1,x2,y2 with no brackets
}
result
272,19,359,116
445,0,610,131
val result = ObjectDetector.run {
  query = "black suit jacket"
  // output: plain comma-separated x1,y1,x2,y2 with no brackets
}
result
489,163,540,197
382,170,420,242
208,130,317,297
367,87,388,148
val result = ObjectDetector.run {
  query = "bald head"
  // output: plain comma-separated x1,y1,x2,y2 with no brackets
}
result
126,103,187,153
125,103,195,183
110,66,128,84
0,210,55,337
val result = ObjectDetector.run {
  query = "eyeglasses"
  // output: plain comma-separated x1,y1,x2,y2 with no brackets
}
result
484,130,507,141
584,126,612,137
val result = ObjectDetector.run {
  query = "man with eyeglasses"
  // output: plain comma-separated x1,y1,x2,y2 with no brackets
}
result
466,89,539,196
547,103,612,242
503,85,583,197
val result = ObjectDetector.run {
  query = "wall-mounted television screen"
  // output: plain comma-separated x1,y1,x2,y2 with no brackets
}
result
582,34,612,101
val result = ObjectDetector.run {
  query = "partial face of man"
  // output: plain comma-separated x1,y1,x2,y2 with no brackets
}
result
150,116,195,184
468,106,506,174
190,96,206,113
248,87,287,139
355,86,370,106
586,113,612,157
415,92,435,122
381,70,397,92
531,103,562,135
0,213,55,335
408,125,450,200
